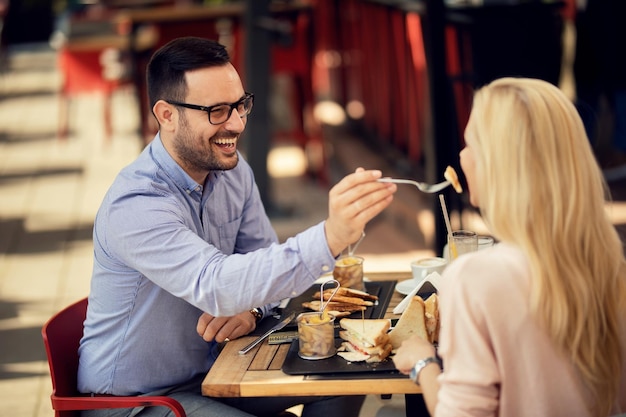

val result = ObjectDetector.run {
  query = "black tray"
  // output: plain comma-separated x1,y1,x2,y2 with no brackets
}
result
250,280,396,337
281,338,405,377
279,280,397,329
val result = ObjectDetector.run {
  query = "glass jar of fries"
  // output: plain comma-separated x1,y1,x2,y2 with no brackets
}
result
333,255,365,291
297,312,336,360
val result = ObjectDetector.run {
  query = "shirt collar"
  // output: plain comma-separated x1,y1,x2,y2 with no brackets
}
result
151,133,204,195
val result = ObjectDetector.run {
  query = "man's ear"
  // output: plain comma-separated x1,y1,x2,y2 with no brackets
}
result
153,100,176,131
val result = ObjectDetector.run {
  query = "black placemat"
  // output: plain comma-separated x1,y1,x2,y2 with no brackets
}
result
250,280,396,337
279,280,396,330
281,338,405,377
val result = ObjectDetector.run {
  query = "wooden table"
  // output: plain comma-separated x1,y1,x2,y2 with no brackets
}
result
202,272,422,398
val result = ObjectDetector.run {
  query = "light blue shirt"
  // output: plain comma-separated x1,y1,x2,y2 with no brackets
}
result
78,135,335,395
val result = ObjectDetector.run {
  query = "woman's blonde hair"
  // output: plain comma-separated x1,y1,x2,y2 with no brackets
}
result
467,77,626,416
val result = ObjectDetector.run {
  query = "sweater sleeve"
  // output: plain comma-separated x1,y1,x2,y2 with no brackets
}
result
435,252,504,417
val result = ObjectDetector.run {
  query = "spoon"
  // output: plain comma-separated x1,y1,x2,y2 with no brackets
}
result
348,231,366,256
377,178,451,193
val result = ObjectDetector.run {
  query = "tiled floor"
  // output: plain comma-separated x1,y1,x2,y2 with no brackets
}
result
0,44,433,417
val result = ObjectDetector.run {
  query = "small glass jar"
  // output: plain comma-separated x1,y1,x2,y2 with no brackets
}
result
332,255,365,291
297,312,336,360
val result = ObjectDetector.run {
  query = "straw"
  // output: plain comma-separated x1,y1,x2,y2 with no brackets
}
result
438,194,453,236
438,194,457,259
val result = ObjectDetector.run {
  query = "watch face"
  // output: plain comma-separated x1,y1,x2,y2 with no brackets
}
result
250,308,262,321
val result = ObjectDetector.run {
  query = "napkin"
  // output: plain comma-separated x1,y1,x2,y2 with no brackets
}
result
393,272,442,314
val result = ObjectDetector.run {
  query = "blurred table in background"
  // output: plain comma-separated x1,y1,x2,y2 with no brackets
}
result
115,1,328,182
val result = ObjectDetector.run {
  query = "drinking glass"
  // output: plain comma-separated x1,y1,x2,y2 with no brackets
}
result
448,230,478,259
478,235,495,250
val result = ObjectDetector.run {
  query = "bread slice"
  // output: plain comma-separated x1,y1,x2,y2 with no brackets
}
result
333,287,378,302
339,330,390,355
336,350,370,363
339,318,390,347
444,165,463,193
388,296,428,349
424,293,439,343
302,300,367,313
312,292,374,306
339,340,393,363
366,343,393,363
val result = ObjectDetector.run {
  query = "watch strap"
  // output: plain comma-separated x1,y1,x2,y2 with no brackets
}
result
249,307,263,322
410,356,441,385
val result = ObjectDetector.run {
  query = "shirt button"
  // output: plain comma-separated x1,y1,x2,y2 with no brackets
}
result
321,265,330,272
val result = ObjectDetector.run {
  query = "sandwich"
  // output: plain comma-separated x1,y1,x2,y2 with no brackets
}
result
388,293,440,349
444,165,463,193
336,318,392,363
423,293,440,343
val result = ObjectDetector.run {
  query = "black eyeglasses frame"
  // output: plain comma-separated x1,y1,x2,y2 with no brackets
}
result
166,92,254,125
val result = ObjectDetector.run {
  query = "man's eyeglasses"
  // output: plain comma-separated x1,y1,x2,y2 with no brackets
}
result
166,93,254,125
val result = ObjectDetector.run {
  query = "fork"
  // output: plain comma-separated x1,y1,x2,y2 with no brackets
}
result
377,178,451,193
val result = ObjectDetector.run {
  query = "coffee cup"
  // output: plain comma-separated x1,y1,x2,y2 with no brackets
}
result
410,257,448,284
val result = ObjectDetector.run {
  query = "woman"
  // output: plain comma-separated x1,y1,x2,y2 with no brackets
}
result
393,77,626,416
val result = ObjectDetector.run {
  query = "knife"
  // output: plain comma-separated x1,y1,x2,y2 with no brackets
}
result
238,311,297,355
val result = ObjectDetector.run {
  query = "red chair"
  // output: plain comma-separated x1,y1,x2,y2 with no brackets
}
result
41,298,186,417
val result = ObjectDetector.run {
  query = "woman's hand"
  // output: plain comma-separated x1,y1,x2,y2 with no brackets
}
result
392,335,437,375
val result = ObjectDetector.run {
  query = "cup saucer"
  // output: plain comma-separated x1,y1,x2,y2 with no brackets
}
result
395,279,418,295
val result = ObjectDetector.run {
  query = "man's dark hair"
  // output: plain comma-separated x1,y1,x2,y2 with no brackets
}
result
146,37,231,111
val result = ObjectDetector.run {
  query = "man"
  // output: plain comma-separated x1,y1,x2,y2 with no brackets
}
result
77,37,396,417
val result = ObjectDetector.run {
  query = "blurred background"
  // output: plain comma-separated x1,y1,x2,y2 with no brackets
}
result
2,0,626,416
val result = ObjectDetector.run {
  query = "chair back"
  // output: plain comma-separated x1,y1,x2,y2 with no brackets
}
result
41,298,186,417
42,298,88,400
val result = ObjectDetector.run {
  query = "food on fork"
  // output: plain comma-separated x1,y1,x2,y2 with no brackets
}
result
444,166,463,193
337,318,393,363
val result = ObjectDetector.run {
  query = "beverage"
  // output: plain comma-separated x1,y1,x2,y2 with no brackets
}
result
410,257,448,283
448,230,478,259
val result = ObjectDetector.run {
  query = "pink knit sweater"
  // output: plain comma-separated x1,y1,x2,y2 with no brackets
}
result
436,243,626,417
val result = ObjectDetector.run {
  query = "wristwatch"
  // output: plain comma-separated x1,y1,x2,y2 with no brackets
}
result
249,307,263,323
410,356,441,385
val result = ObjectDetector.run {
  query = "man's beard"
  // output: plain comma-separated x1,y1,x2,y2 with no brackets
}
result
174,114,239,173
